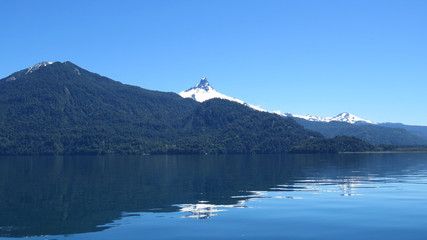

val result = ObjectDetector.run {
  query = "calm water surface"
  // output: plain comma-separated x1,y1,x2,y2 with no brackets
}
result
0,153,426,239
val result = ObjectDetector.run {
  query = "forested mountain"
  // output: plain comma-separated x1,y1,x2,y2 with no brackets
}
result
294,118,427,145
176,99,322,154
290,136,376,153
179,78,427,146
0,62,322,155
378,123,427,141
0,62,201,154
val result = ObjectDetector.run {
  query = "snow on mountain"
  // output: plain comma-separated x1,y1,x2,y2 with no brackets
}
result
291,114,328,122
291,112,375,124
180,78,375,125
3,61,54,82
179,78,266,112
328,112,375,124
26,62,53,74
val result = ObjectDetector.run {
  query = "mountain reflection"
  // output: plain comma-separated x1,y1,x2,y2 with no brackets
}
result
177,200,247,219
0,153,426,237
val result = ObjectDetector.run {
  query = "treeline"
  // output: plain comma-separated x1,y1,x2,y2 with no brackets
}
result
290,136,376,153
290,137,427,154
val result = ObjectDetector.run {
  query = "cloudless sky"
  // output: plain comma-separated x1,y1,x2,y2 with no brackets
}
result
1,0,426,125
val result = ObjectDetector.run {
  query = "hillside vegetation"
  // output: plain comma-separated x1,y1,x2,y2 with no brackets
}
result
294,118,427,145
0,62,323,155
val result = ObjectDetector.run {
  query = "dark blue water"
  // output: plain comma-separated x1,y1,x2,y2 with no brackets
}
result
0,153,426,239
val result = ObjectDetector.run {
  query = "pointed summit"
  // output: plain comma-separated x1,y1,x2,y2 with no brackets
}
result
194,77,212,91
179,78,267,112
179,77,227,102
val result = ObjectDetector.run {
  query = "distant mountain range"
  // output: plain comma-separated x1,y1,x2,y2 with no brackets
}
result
1,62,425,155
179,78,375,125
288,112,375,125
377,122,427,142
180,78,427,145
0,62,325,155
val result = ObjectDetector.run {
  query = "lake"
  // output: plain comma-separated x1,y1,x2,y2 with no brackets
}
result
0,153,426,239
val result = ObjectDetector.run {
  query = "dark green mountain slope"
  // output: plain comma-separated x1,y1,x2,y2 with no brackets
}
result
290,136,376,153
294,118,427,145
0,62,198,154
174,99,322,154
0,62,321,155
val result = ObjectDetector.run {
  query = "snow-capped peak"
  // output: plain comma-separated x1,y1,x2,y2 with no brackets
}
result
194,77,212,91
329,112,375,124
179,78,266,112
179,77,243,103
26,61,53,74
179,79,374,124
290,112,375,124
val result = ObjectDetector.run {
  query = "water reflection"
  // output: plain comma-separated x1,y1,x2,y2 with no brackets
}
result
177,200,247,219
275,176,368,196
0,153,426,238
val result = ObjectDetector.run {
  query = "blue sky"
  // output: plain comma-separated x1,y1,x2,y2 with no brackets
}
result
1,0,426,125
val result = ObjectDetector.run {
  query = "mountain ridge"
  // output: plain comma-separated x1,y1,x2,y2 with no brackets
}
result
0,62,323,155
179,77,427,145
179,78,376,125
179,78,266,112
292,112,375,124
1,61,424,156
